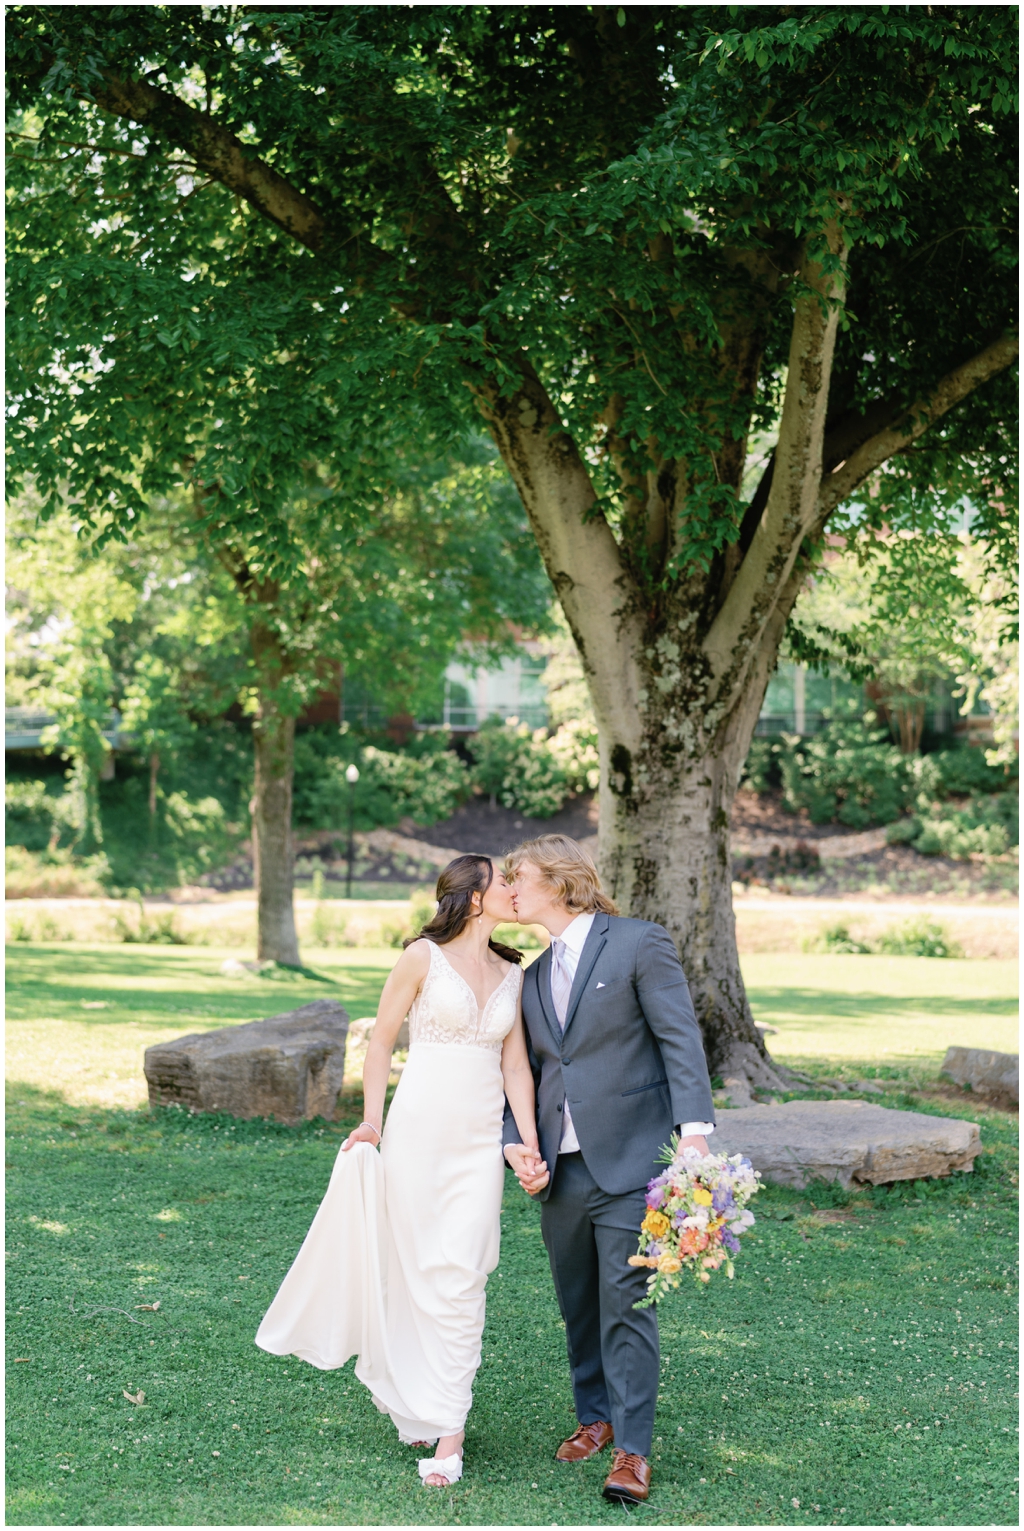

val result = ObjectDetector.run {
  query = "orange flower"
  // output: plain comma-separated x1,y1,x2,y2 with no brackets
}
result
678,1228,710,1258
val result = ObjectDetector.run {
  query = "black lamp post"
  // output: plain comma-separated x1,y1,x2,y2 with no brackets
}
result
345,762,359,898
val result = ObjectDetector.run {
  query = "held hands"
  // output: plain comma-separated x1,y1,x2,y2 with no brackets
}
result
504,1142,549,1195
675,1134,709,1158
342,1121,382,1152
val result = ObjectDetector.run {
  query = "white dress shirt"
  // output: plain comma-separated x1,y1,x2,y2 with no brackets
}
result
550,912,714,1154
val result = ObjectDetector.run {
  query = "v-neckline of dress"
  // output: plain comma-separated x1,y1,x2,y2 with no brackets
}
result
434,943,515,1020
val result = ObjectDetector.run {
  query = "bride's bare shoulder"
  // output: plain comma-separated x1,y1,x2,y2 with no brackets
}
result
394,938,434,978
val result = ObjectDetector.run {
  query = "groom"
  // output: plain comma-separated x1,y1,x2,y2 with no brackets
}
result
502,834,715,1506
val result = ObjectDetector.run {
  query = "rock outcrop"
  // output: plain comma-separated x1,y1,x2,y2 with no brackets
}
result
940,1046,1018,1106
713,1099,981,1188
144,999,349,1123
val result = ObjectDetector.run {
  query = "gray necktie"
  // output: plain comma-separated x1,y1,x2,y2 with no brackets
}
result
550,938,572,1029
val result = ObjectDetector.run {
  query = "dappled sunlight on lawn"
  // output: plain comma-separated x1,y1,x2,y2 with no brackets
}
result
7,944,1017,1108
742,954,1018,1065
5,943,1019,1526
6,945,398,1110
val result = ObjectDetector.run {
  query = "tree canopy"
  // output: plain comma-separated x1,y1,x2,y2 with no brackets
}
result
7,5,1017,570
6,3,1018,1064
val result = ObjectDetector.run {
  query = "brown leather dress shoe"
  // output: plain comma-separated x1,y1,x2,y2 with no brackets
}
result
555,1420,614,1462
602,1449,652,1504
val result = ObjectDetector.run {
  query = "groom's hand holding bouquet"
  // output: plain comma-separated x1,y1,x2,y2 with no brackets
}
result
629,1137,762,1306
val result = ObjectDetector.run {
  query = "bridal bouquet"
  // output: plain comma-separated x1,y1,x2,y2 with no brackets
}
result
628,1140,762,1307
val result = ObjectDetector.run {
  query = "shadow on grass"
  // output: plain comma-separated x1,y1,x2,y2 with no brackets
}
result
6,944,393,1032
5,1077,1019,1526
747,985,1018,1018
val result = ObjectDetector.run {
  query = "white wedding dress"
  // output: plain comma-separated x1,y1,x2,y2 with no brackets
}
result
256,941,523,1443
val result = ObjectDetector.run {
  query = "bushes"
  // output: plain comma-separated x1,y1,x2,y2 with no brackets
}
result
811,917,963,958
5,844,110,898
777,706,913,827
742,716,1017,855
548,719,601,795
293,729,470,831
876,917,964,958
467,717,567,817
362,743,469,827
5,779,79,851
740,737,782,794
296,716,600,834
467,716,599,818
888,793,1018,860
923,747,1017,798
111,901,191,944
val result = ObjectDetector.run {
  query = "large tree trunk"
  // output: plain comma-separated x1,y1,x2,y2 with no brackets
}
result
482,247,846,1088
251,683,300,967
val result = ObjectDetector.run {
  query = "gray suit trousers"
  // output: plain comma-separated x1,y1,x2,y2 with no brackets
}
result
540,1152,658,1457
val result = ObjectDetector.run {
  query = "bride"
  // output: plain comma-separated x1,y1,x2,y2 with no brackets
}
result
255,854,545,1489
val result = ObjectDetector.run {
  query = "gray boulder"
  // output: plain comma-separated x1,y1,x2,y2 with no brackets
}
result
713,1099,981,1188
940,1046,1018,1106
144,999,350,1123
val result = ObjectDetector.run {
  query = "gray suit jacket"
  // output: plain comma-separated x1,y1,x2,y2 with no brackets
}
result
503,912,715,1198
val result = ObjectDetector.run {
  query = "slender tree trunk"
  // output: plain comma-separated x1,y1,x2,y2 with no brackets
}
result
251,685,300,966
148,751,160,817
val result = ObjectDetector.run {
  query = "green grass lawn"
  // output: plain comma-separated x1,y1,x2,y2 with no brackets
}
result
6,944,1020,1526
743,954,1019,1073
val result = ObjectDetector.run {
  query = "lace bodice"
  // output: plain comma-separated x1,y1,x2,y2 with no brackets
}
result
408,941,522,1053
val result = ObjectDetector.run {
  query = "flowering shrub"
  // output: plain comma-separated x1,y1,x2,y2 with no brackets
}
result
629,1142,761,1306
467,717,567,817
548,719,600,795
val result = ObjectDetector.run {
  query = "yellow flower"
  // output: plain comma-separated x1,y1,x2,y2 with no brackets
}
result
642,1209,670,1237
692,1187,713,1206
657,1255,682,1274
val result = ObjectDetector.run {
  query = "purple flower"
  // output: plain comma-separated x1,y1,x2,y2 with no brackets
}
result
721,1230,741,1255
647,1186,666,1210
713,1187,735,1214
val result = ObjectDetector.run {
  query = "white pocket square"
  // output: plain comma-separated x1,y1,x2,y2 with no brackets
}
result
595,982,606,989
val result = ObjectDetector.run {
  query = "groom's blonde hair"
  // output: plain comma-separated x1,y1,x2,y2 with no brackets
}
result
505,835,618,916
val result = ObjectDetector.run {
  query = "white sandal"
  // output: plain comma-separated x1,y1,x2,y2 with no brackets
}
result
418,1452,463,1487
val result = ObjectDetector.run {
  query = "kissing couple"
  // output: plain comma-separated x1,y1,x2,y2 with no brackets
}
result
257,834,715,1505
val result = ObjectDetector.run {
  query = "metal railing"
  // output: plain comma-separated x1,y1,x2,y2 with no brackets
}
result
5,708,126,751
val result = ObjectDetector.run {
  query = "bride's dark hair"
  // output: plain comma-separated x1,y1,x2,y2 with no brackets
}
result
404,854,523,965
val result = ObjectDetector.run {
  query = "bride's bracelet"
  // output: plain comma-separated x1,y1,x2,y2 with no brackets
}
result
359,1122,382,1141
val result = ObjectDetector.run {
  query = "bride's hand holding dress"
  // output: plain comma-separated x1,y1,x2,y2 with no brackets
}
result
340,939,432,1156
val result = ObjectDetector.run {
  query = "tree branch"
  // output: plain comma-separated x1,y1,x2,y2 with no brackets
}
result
84,69,330,254
703,232,846,694
817,331,1019,519
477,363,643,745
